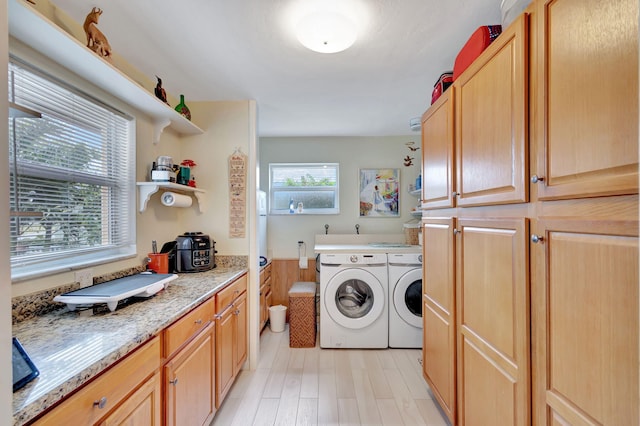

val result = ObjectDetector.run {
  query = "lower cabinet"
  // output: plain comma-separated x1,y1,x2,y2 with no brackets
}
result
216,288,247,407
164,322,216,426
456,217,530,426
531,218,639,425
33,337,161,426
99,371,162,426
422,218,457,425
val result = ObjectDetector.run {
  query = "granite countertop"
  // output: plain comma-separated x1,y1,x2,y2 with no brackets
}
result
12,266,247,426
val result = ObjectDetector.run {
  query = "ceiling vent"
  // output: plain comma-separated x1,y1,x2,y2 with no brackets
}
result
409,117,421,132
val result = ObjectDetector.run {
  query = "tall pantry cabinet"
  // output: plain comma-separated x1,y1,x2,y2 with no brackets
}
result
420,0,639,425
530,0,638,424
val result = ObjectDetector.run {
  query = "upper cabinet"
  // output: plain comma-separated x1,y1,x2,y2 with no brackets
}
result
422,87,456,209
455,14,529,207
421,14,529,210
8,0,204,144
531,0,638,200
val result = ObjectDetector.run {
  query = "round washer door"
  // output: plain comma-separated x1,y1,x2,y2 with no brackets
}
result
324,267,385,329
393,268,422,328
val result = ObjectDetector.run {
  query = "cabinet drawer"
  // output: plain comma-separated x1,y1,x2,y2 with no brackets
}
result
259,264,271,285
216,274,247,313
164,298,214,358
34,336,160,426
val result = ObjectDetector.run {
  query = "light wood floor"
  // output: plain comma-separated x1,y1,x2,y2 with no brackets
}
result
211,325,449,426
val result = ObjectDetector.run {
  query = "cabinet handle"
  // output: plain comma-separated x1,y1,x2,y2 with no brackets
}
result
452,191,459,197
169,378,179,385
531,234,544,244
530,175,544,183
194,319,202,325
234,309,240,315
214,313,222,320
93,397,108,409
453,229,460,235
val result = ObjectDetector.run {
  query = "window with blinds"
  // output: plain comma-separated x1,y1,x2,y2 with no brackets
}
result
269,163,339,214
8,59,136,280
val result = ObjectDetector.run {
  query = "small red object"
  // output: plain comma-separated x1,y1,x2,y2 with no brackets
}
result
453,25,502,81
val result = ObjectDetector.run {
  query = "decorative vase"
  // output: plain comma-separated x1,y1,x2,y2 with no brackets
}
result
175,94,191,121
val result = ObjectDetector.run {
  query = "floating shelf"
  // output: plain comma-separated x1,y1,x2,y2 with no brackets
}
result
410,209,422,217
136,182,206,213
8,0,204,144
409,189,422,197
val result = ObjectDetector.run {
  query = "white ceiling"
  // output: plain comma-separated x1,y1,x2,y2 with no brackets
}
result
50,0,502,137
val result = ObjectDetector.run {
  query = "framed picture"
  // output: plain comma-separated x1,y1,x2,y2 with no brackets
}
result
359,168,400,217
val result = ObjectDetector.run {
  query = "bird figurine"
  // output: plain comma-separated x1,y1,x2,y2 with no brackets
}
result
154,76,169,105
406,141,420,152
404,155,414,167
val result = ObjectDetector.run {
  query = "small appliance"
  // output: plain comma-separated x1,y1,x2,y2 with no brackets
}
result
151,155,177,182
175,232,216,272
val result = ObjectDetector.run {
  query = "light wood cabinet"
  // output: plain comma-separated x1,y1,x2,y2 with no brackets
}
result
421,88,455,209
33,337,161,426
456,217,530,426
454,14,529,207
99,371,161,426
422,217,457,424
260,263,272,330
215,274,247,407
164,322,216,426
531,218,638,425
532,0,638,200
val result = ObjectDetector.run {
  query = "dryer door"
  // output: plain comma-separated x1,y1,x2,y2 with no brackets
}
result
324,268,385,329
393,268,423,328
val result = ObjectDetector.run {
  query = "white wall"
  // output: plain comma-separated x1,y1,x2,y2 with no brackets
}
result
1,0,12,416
260,136,421,258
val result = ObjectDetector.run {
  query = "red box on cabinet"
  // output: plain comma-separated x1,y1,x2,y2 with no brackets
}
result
453,25,502,80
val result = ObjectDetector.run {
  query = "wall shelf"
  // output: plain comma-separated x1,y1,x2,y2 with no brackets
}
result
137,182,206,213
8,0,204,144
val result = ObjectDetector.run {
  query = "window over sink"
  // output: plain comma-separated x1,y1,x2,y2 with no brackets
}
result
8,58,136,280
269,163,339,215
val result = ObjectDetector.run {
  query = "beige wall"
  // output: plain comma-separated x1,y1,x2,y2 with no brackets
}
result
259,136,421,259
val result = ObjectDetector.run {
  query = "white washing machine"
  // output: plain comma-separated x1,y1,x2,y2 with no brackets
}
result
388,252,423,348
319,252,389,348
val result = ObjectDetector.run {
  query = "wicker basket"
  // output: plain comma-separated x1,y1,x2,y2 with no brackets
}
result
288,282,317,348
403,222,420,245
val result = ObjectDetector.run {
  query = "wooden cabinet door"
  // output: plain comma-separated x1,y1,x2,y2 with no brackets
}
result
233,291,248,374
422,217,457,424
533,0,638,200
422,88,455,209
215,305,235,407
165,323,216,426
531,218,638,425
99,372,161,426
259,283,267,328
456,217,530,425
455,14,529,207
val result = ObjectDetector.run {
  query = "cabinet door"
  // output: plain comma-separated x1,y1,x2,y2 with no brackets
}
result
165,323,216,426
99,372,161,426
422,88,455,209
259,284,267,329
531,218,638,425
422,217,456,424
233,291,248,374
215,305,235,407
455,14,529,207
533,0,638,200
456,217,530,425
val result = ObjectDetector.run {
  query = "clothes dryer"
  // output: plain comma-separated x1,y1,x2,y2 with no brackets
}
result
388,252,423,348
319,253,388,348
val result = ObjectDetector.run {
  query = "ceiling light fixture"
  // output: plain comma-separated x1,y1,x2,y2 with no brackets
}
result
296,11,357,53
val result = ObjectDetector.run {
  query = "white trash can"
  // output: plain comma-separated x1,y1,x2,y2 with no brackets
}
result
269,305,287,333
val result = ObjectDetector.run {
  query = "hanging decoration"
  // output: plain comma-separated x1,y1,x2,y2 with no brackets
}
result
228,148,247,238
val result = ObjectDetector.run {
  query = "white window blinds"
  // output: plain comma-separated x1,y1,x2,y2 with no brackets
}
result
8,59,136,279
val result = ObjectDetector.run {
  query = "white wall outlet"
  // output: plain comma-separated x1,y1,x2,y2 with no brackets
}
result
75,268,94,288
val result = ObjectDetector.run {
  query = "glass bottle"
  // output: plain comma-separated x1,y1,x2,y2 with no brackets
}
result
175,94,191,121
